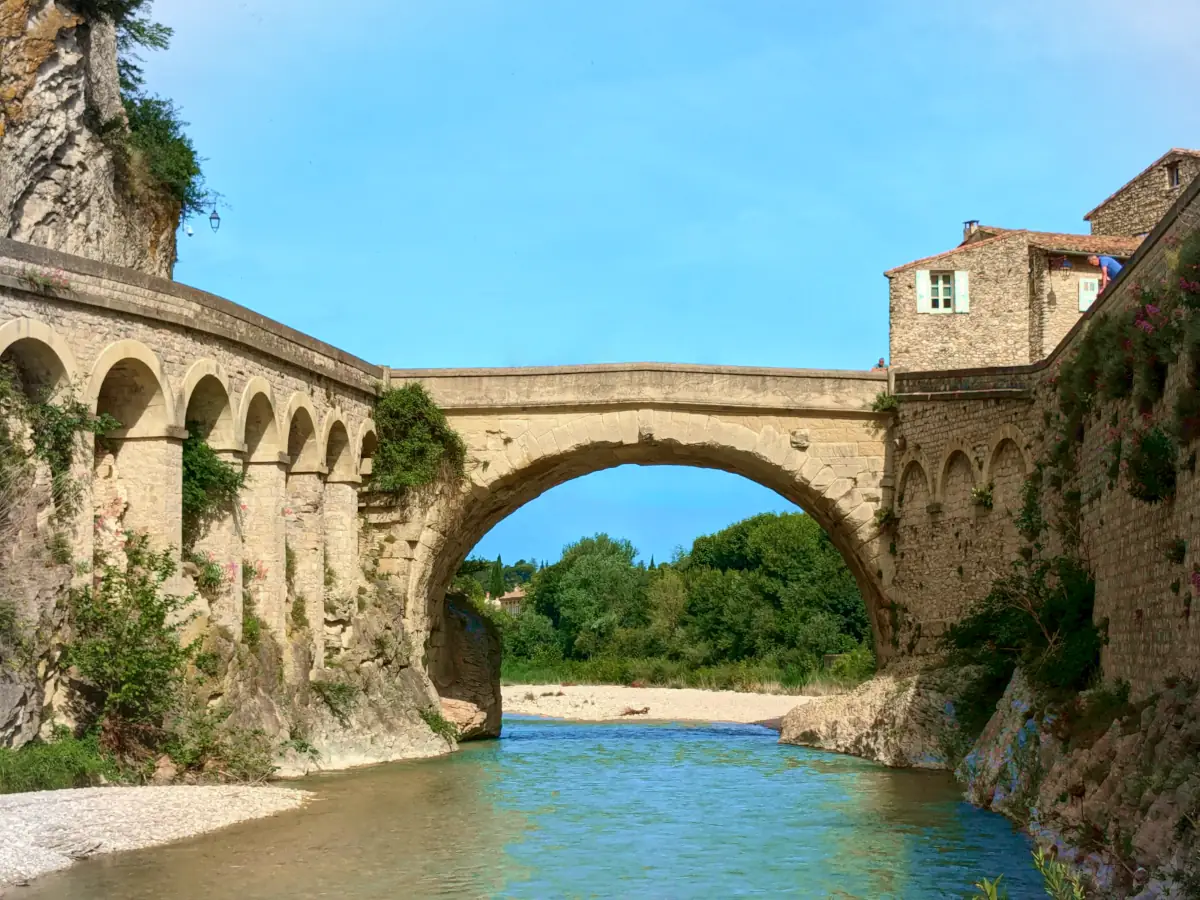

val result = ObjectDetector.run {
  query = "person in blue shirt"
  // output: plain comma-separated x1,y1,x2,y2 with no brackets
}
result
1088,254,1123,291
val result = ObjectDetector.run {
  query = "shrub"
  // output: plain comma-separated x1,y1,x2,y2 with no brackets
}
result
1167,538,1188,565
311,679,359,725
64,535,197,740
0,729,117,794
419,707,458,742
870,392,899,413
1125,425,1177,504
25,387,119,518
874,507,899,530
371,383,465,495
290,595,309,630
942,553,1101,694
970,483,994,510
828,643,875,682
181,430,244,550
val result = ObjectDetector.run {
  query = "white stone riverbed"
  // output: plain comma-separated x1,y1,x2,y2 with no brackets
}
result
0,785,311,893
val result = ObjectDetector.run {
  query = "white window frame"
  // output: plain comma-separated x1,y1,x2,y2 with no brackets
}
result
1079,276,1100,312
930,270,955,313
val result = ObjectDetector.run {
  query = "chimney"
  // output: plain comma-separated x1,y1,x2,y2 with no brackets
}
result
963,219,980,241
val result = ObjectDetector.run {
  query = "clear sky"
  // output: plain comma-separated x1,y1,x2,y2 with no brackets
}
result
148,0,1198,564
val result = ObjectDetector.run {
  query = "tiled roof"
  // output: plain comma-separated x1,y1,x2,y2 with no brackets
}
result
884,229,1141,276
1083,148,1200,220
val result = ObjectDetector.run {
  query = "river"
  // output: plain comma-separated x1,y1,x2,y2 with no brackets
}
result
20,716,1042,898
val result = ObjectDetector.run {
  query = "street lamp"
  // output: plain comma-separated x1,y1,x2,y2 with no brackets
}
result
209,208,221,233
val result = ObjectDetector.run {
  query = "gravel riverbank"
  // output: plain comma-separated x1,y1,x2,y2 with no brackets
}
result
502,683,813,728
0,784,311,893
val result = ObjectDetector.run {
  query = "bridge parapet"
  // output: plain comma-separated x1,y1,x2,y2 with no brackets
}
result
390,363,888,415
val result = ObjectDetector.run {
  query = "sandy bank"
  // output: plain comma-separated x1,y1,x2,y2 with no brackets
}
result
503,683,813,728
0,784,311,893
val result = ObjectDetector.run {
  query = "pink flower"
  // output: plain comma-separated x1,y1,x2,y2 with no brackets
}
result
1191,569,1200,592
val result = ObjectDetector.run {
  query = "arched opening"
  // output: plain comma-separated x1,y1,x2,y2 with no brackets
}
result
423,462,877,737
325,419,353,482
940,451,976,518
181,369,240,630
283,398,324,674
90,348,177,555
0,334,75,576
94,358,169,439
237,385,286,644
183,371,236,448
358,423,378,481
1,337,69,399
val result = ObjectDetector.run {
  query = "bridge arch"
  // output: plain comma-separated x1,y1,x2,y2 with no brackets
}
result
0,318,78,395
385,363,896,659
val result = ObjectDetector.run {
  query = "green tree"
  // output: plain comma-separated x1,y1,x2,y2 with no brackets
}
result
487,556,506,598
371,383,465,495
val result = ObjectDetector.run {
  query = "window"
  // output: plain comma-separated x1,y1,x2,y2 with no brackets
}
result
1079,276,1099,312
1168,163,1181,188
930,271,954,311
916,269,970,314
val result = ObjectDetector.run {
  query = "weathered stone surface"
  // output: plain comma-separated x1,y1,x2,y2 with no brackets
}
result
778,668,972,769
0,5,179,276
430,597,500,741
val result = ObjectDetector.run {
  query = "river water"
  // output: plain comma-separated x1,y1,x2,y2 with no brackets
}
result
22,716,1042,898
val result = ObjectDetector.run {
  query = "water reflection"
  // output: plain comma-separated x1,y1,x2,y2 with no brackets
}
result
22,717,1040,899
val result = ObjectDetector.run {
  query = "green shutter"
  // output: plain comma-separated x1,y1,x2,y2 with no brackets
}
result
953,271,970,313
915,270,932,313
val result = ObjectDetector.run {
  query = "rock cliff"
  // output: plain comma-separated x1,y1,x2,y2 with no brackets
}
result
0,1,179,276
780,668,1200,896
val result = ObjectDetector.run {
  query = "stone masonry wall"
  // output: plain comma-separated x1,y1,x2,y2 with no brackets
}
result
1029,248,1112,360
894,179,1200,697
1088,153,1200,237
888,232,1032,372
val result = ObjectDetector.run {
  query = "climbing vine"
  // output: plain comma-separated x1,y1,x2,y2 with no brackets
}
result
1052,228,1200,502
181,428,245,551
370,383,465,496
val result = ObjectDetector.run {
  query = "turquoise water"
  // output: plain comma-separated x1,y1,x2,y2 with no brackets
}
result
23,716,1042,898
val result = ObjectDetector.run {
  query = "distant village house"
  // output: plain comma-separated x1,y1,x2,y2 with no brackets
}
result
887,148,1200,371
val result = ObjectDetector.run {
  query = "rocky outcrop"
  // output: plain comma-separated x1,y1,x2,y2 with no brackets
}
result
0,1,179,276
962,673,1200,897
428,596,501,741
778,666,975,769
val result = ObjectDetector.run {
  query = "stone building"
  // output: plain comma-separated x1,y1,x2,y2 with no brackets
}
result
887,149,1199,372
1086,148,1200,237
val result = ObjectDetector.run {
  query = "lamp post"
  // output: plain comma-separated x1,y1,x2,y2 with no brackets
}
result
209,208,221,233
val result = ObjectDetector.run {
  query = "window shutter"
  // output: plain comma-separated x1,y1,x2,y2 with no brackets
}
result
1079,277,1099,311
915,270,932,313
953,270,970,313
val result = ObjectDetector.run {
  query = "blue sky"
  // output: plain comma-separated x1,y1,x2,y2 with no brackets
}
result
150,0,1198,565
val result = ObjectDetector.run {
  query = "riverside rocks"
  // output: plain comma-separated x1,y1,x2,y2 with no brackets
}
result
777,667,974,768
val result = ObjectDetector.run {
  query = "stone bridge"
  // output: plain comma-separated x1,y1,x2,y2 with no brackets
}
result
386,363,895,654
0,236,899,706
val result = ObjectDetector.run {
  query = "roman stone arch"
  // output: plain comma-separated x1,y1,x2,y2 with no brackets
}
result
87,339,175,438
939,450,978,518
896,456,931,511
179,360,237,450
236,377,282,462
357,419,378,478
984,427,1032,531
321,413,355,482
395,405,890,658
982,425,1033,484
283,392,321,473
0,318,78,395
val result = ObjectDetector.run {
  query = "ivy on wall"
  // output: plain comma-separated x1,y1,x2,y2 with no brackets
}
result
370,383,465,496
181,428,244,551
